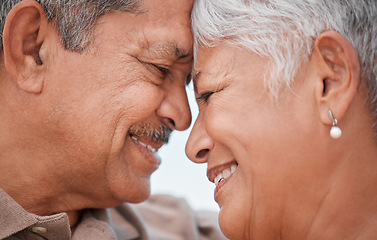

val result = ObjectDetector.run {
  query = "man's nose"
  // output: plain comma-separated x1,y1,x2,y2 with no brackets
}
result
156,84,192,131
185,113,213,163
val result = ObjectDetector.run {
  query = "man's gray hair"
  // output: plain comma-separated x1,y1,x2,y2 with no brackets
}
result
192,0,377,129
0,0,140,51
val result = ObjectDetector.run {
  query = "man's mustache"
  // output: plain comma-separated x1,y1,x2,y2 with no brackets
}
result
128,123,173,144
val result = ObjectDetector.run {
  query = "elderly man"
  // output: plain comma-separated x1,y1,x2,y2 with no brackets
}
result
0,0,223,239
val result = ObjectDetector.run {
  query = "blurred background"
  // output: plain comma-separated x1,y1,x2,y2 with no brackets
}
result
150,83,219,212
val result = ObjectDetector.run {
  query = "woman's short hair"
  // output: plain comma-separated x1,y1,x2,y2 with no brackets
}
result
192,0,377,129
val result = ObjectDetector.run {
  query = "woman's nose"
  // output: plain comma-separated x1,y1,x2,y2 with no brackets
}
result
185,114,213,163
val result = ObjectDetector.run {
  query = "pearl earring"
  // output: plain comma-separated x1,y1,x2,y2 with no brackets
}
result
328,109,342,139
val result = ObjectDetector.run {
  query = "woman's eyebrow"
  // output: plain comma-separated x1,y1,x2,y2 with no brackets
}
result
192,71,201,93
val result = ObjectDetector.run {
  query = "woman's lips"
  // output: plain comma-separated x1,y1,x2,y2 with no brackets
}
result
214,164,237,186
214,164,237,201
207,161,238,183
207,161,238,203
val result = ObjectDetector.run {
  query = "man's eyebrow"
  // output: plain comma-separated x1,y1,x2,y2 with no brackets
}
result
174,46,191,59
152,43,191,60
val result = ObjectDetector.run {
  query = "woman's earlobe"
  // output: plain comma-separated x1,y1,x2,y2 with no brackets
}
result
2,0,47,94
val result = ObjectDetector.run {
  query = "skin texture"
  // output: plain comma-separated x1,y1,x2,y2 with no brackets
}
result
186,34,377,240
0,0,193,228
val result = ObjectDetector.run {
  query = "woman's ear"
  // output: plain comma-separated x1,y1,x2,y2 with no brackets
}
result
2,0,48,94
311,31,360,125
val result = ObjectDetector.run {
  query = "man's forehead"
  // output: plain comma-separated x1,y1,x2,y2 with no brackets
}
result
144,0,194,16
137,0,194,28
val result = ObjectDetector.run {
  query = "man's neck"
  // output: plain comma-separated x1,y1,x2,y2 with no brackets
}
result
67,210,82,230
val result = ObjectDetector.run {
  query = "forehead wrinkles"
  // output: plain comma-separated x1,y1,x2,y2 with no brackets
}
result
194,48,237,89
133,2,193,59
138,34,191,61
208,60,234,83
152,43,190,59
141,0,193,24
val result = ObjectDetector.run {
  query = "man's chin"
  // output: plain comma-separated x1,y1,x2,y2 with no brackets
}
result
126,193,151,204
122,186,151,204
109,178,152,205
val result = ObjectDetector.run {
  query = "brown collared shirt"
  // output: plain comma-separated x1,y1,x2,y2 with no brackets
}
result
0,189,225,240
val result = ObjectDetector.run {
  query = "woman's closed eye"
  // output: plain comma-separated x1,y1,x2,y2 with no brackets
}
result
196,92,214,104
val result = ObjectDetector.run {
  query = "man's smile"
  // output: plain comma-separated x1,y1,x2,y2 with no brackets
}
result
130,135,164,153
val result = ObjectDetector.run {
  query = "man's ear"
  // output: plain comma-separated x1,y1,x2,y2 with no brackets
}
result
2,0,48,94
311,31,360,125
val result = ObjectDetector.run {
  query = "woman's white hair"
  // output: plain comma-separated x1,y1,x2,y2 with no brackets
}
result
192,0,377,129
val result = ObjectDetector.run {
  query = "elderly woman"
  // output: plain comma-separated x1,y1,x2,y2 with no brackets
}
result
185,0,377,239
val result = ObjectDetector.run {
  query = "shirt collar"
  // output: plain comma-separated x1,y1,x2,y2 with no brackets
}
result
0,188,71,239
0,189,118,240
0,188,39,238
0,188,141,240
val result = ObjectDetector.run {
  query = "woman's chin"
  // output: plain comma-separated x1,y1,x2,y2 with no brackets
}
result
218,202,248,240
218,215,235,240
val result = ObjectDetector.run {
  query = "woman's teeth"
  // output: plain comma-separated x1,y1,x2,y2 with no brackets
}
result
214,164,237,186
131,136,157,153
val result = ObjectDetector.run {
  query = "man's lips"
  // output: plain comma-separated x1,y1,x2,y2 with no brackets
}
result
128,134,163,171
129,134,165,153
